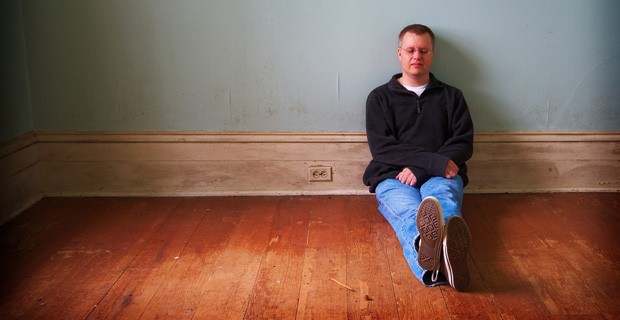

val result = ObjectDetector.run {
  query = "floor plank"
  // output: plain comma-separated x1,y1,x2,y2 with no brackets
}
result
86,198,202,319
1,198,174,319
41,198,180,319
0,198,100,299
138,197,258,319
244,197,310,319
296,196,349,320
190,197,278,319
344,196,400,320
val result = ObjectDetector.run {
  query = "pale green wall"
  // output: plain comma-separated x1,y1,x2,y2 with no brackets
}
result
1,0,32,142
5,0,620,142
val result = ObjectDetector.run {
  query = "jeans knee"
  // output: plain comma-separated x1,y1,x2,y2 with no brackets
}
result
422,176,463,195
420,176,464,216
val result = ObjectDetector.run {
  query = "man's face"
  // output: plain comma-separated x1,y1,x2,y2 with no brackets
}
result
398,32,434,80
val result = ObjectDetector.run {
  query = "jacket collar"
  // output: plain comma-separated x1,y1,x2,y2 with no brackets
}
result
388,73,443,93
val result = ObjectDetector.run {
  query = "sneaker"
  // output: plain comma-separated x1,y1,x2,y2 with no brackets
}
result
416,196,444,275
441,216,471,291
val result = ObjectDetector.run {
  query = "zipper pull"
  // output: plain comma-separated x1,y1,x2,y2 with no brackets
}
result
416,99,421,114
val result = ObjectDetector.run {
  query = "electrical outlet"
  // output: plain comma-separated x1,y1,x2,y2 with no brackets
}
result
308,166,332,182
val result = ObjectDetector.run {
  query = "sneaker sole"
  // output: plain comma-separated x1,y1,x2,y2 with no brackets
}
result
416,196,444,271
442,216,471,291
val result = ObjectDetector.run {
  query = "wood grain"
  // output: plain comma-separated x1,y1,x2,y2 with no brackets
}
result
0,194,618,319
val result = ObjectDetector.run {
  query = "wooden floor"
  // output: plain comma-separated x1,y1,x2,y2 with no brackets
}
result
0,194,618,319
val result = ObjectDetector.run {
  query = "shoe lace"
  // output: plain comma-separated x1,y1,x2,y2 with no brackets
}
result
431,269,440,282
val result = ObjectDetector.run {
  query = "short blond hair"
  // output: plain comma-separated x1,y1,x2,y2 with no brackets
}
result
398,24,435,49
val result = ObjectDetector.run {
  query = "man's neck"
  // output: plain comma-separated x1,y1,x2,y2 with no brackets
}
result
399,73,430,87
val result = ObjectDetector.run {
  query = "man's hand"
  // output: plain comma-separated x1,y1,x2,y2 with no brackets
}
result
445,160,459,179
396,167,417,186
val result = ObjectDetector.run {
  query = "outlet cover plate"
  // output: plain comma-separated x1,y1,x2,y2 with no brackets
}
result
308,166,332,182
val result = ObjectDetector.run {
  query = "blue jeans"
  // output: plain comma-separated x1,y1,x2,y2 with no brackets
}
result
375,176,464,286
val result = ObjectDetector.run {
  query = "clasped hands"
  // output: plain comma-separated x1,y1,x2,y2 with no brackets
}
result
395,159,459,186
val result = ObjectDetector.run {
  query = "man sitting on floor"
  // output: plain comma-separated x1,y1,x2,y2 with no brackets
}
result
363,23,474,291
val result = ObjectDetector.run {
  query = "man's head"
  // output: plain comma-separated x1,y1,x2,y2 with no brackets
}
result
397,24,435,86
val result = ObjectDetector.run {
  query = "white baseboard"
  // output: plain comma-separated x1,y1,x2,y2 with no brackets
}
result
2,131,619,222
0,133,41,224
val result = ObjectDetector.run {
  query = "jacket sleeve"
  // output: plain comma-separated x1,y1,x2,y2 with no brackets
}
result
436,89,474,166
